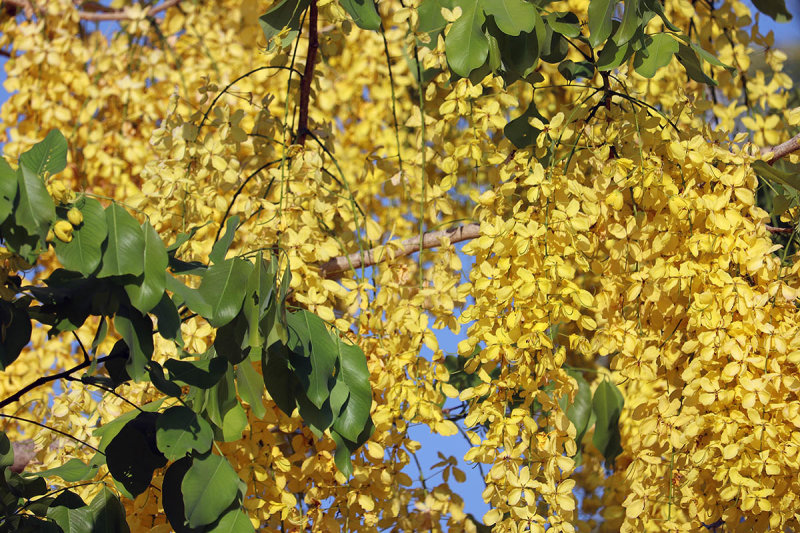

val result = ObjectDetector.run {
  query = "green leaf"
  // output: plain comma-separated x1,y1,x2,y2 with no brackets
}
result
124,221,168,314
165,357,228,389
0,216,40,263
54,197,107,276
182,454,240,528
47,506,93,533
614,0,640,45
166,274,213,319
340,0,382,30
0,302,31,370
286,310,338,408
544,12,580,38
262,341,296,415
331,336,372,442
493,15,543,82
0,432,13,469
752,0,792,22
16,166,55,241
640,0,679,31
198,258,253,328
592,379,624,466
33,458,97,483
162,458,198,533
504,100,544,149
105,415,167,498
236,362,266,418
633,33,679,78
689,42,733,71
558,59,595,80
203,367,245,441
540,25,569,64
219,401,247,442
152,293,183,346
165,222,210,257
114,309,154,381
93,399,165,453
215,311,250,365
209,216,240,264
558,370,593,452
19,129,68,178
445,0,489,77
587,0,616,48
482,0,537,36
417,0,454,48
0,158,16,224
331,430,354,478
208,509,256,533
148,360,183,398
753,160,800,191
597,37,634,70
296,390,333,437
98,203,146,278
675,43,717,86
259,0,311,48
156,406,213,461
87,487,130,533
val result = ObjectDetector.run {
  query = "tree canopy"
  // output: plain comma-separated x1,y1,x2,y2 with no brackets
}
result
0,0,799,531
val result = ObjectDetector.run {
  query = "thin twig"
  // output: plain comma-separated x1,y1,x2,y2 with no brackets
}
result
319,223,480,278
0,353,124,410
0,413,101,453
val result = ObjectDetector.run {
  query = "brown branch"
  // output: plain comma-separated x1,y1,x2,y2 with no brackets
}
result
3,0,180,21
766,224,794,234
296,0,318,146
763,131,800,165
319,223,480,278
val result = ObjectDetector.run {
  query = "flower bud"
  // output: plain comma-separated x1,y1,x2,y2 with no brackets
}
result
67,207,83,226
53,220,74,243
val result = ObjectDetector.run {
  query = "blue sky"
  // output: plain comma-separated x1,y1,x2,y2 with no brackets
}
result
0,0,798,526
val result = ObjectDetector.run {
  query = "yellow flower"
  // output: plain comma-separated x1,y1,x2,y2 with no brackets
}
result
53,220,73,243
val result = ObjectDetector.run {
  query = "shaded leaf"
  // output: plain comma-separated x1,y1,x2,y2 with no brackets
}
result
592,379,624,466
259,0,311,48
340,0,382,30
165,357,228,389
156,406,213,461
752,0,792,21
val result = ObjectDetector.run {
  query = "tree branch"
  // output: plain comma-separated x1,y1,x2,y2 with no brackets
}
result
319,222,480,278
764,131,800,165
296,0,318,146
0,353,123,410
2,0,181,21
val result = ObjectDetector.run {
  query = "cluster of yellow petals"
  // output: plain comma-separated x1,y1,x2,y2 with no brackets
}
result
0,0,798,531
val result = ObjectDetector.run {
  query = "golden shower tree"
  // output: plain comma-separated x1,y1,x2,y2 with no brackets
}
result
1,0,799,531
